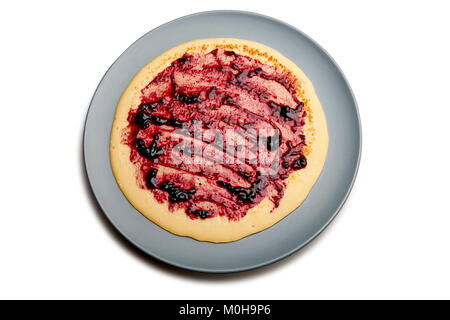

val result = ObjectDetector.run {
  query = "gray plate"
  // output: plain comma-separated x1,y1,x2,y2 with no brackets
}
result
83,10,361,273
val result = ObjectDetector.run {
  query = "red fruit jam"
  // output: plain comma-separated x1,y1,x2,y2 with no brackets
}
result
123,48,307,221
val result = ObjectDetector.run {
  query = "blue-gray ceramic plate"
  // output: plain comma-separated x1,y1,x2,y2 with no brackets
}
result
83,10,361,273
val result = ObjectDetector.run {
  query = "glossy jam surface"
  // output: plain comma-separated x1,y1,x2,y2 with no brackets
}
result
124,49,307,220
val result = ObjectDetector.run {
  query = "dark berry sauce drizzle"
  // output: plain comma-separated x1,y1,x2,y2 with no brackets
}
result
124,49,307,220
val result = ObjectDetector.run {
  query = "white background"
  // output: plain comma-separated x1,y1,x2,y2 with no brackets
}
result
1,0,449,300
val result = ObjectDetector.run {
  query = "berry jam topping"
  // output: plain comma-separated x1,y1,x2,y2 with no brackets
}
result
191,209,212,219
217,179,267,204
135,104,153,129
292,156,307,169
145,169,158,189
159,181,196,203
175,93,200,104
135,136,163,159
177,56,189,64
123,48,308,220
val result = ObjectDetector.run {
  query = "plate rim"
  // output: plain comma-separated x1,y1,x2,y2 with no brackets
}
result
83,9,362,273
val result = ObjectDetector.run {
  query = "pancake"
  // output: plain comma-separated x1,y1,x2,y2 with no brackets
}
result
110,38,328,243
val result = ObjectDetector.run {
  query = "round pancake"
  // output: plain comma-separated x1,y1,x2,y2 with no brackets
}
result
110,38,328,243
